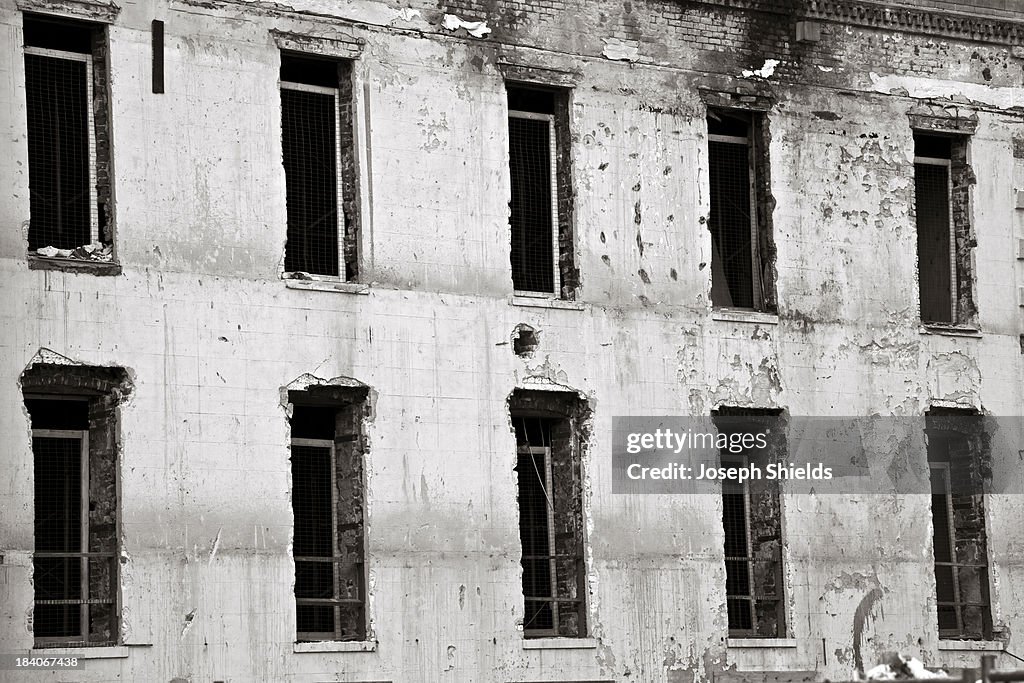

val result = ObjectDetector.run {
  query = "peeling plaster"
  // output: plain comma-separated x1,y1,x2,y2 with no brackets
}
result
440,13,491,38
869,72,1024,110
742,59,780,79
602,38,640,62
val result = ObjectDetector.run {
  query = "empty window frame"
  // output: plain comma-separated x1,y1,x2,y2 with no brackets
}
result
511,395,587,638
280,53,358,279
914,133,974,325
926,410,992,640
507,85,576,298
707,109,775,311
23,15,112,255
713,409,785,637
25,396,118,647
289,397,367,641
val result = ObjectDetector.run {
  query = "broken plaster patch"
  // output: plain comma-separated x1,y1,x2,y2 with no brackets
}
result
28,347,83,366
602,38,640,62
869,72,1024,109
742,59,780,79
441,13,491,38
392,7,419,22
279,373,369,416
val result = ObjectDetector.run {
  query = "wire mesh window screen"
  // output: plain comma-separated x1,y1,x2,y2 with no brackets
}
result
915,160,955,324
708,136,755,309
509,114,558,295
292,442,339,639
24,50,96,251
721,467,785,637
929,452,992,639
281,85,341,277
722,476,755,632
518,446,556,632
290,401,366,642
32,430,117,646
714,408,786,638
514,416,586,637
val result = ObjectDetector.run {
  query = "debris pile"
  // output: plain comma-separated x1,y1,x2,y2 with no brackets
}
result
35,242,113,262
865,654,948,680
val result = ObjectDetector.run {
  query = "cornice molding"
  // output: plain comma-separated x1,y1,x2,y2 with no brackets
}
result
687,0,1024,47
17,0,120,22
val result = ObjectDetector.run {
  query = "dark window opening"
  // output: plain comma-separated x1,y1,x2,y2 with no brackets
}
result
22,364,131,648
926,409,992,640
508,84,575,298
24,15,92,52
707,109,775,312
915,133,974,326
510,390,588,638
289,393,367,642
713,408,786,638
280,53,358,280
24,15,112,258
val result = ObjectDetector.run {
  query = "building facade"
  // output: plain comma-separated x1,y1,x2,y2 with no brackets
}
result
2,0,1024,680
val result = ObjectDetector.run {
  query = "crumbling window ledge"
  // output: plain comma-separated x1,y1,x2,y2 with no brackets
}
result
32,646,129,659
712,308,779,325
293,641,376,653
28,255,122,276
522,637,598,649
283,276,369,295
936,640,1005,652
919,324,982,338
727,637,797,648
510,294,585,311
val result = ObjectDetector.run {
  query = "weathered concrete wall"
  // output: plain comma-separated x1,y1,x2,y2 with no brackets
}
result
1,0,1023,681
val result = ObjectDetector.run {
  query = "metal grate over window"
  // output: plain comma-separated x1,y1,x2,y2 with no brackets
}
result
715,410,785,638
281,84,341,277
915,134,956,324
514,417,586,638
708,111,761,310
509,115,558,294
29,398,118,647
508,85,563,296
722,471,755,632
24,49,97,251
927,421,992,640
290,403,366,642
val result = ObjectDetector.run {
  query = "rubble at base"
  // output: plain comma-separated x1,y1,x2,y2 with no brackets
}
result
865,654,949,680
35,242,113,262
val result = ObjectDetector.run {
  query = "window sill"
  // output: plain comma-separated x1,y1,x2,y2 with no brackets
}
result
510,295,585,310
937,640,1005,652
522,637,598,650
919,325,981,338
712,308,778,325
293,640,376,653
283,277,369,295
27,255,122,276
727,637,797,649
32,646,129,659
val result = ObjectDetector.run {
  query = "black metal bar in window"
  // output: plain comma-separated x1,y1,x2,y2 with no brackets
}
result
151,20,164,94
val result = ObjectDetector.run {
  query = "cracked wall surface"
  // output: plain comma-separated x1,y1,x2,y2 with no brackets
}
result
1,0,1023,681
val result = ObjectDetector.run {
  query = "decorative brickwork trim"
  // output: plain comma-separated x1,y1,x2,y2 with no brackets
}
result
16,0,120,22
